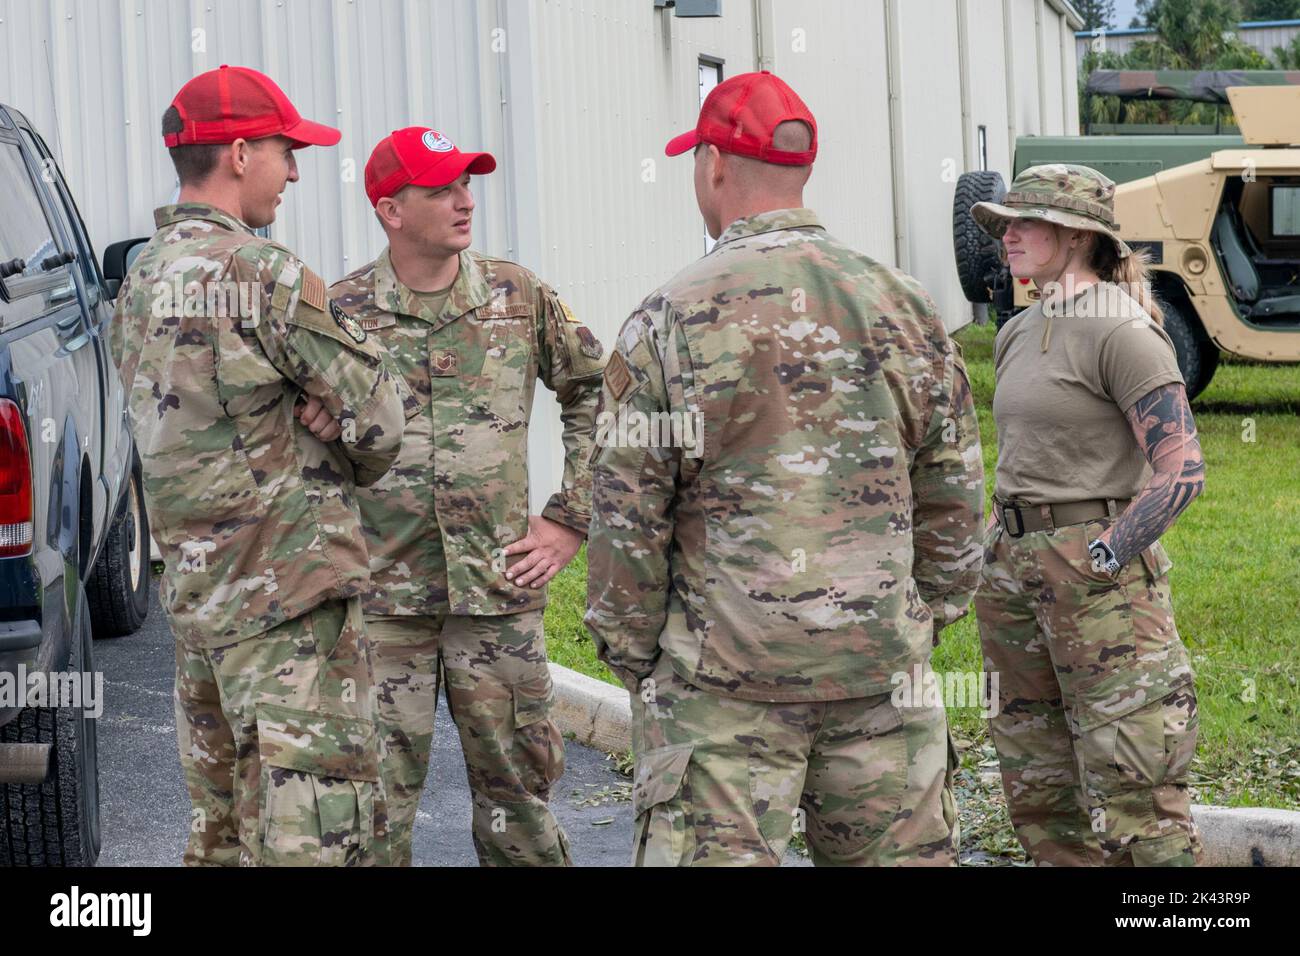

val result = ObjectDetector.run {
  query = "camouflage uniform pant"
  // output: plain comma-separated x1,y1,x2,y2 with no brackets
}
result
975,515,1202,866
365,609,571,867
630,654,959,866
174,597,385,866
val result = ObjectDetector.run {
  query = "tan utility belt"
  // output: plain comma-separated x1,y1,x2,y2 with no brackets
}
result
993,497,1132,538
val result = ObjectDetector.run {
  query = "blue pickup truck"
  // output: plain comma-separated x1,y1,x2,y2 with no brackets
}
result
0,104,152,865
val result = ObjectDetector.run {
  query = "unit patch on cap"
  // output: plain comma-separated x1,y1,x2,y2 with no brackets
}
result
422,130,454,152
330,300,367,343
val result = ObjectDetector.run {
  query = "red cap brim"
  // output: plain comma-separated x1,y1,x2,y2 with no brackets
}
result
665,129,700,157
407,151,497,188
284,117,342,148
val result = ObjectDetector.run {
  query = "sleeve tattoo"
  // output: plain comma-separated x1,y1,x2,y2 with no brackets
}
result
1101,383,1205,568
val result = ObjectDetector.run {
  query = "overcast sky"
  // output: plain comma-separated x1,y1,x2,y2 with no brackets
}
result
1111,0,1142,29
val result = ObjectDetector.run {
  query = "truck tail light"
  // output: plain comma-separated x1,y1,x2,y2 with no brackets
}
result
0,399,34,558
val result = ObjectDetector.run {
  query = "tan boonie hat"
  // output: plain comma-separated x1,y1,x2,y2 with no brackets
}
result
971,163,1132,259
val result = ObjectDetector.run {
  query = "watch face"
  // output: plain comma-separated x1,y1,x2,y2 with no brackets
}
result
1088,538,1119,575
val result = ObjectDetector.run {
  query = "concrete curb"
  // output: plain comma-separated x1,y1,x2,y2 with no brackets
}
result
548,662,632,755
547,662,1300,866
1192,805,1300,867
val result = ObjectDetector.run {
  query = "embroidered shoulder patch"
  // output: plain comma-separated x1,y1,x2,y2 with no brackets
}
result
300,267,328,312
330,300,367,343
605,350,633,401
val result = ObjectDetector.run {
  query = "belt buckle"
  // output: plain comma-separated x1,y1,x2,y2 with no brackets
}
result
1001,502,1026,538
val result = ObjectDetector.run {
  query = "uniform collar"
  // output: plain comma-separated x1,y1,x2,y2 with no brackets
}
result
713,207,823,249
153,202,255,235
374,247,492,328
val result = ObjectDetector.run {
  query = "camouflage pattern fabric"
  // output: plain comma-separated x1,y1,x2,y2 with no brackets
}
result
365,610,571,867
328,248,605,618
585,208,985,702
630,655,959,866
1085,68,1300,103
110,203,408,648
975,514,1202,866
174,597,386,866
970,164,1129,257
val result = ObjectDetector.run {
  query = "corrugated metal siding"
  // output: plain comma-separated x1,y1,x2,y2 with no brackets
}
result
0,0,1078,511
896,0,967,325
0,0,502,278
769,0,894,265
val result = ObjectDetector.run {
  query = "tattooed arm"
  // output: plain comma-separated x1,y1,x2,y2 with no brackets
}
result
1093,383,1205,569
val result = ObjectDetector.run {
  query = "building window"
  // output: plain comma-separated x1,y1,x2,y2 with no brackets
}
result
699,57,723,105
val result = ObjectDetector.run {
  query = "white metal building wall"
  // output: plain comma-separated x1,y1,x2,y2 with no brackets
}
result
0,0,1081,511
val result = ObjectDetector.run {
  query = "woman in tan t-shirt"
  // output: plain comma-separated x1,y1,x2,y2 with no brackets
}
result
969,164,1206,867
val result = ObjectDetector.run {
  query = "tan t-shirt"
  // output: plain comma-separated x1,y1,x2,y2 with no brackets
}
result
992,281,1185,503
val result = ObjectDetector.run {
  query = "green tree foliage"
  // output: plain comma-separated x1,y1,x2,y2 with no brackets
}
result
1239,0,1300,20
1081,0,1283,129
1074,0,1117,30
1275,34,1300,66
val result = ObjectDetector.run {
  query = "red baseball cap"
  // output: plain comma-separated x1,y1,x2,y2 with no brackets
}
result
665,70,817,165
364,127,497,206
163,65,340,149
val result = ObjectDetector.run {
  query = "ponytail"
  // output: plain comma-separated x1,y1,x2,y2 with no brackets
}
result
1091,236,1164,326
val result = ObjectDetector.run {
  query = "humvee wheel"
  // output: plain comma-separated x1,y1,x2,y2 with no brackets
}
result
954,171,1008,304
1160,298,1219,401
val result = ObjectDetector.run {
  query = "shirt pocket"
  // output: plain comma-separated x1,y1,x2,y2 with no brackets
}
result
477,309,534,426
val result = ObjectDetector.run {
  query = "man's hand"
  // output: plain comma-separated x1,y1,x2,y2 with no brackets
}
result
503,516,584,589
294,395,343,442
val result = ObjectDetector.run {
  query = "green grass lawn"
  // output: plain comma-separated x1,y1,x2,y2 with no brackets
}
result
545,320,1299,833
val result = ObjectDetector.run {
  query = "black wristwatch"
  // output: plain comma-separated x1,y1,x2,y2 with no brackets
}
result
1087,538,1122,577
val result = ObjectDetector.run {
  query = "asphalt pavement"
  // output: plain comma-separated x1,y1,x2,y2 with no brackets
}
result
93,581,634,866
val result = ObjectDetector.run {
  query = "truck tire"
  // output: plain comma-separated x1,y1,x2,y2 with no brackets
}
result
0,588,102,866
954,171,1008,304
1160,298,1220,400
88,451,150,638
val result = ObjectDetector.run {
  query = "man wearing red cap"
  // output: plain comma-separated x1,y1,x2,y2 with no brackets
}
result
111,66,409,866
586,71,985,866
328,126,606,866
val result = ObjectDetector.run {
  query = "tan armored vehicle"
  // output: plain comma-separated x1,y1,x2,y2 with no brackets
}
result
955,81,1300,399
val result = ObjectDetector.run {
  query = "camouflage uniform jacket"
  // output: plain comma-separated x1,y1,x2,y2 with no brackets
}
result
329,248,606,617
111,203,407,648
584,208,984,702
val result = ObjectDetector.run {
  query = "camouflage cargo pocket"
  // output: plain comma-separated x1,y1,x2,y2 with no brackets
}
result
1139,540,1174,584
256,704,380,866
939,729,961,841
631,743,695,867
1071,647,1195,797
511,674,565,796
1129,829,1196,867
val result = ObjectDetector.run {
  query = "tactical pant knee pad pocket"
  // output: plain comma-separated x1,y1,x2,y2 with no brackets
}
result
631,743,695,867
1129,828,1197,867
1071,654,1195,801
255,704,381,866
510,673,565,796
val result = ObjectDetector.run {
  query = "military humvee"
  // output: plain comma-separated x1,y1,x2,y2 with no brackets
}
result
954,73,1300,399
